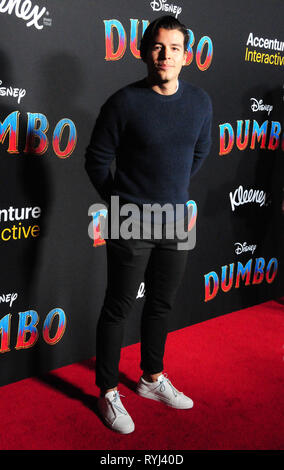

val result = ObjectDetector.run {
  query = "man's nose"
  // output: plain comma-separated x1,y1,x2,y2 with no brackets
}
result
159,46,171,59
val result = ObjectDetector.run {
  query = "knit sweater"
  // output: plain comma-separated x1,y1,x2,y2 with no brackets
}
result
85,78,212,214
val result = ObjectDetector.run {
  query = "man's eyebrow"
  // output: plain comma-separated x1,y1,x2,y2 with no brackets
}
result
153,42,183,47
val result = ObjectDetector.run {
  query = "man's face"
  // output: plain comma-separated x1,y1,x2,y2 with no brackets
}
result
145,28,187,84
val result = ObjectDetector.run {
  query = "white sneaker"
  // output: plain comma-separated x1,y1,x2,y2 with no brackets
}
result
98,390,135,434
136,373,194,409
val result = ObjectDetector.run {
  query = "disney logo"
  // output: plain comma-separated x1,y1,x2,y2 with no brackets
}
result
235,242,257,256
0,79,26,104
150,0,182,19
250,98,273,115
0,292,18,307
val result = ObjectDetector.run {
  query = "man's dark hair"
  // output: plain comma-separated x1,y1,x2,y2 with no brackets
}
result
140,15,189,62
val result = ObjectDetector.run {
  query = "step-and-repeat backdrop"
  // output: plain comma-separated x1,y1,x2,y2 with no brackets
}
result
0,0,283,386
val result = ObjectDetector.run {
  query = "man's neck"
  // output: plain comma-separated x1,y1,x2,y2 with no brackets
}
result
146,77,179,96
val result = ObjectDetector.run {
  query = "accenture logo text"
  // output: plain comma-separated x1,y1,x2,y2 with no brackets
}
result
0,0,49,30
150,0,182,19
244,32,284,67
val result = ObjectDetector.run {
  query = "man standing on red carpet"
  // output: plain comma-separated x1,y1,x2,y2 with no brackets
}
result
85,15,212,434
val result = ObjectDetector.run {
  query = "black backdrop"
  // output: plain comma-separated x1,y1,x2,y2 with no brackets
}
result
0,0,283,386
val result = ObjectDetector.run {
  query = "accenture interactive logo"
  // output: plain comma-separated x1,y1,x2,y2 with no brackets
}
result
0,0,52,29
0,205,41,242
244,32,284,67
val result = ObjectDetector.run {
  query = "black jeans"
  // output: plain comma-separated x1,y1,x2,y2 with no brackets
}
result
95,214,190,391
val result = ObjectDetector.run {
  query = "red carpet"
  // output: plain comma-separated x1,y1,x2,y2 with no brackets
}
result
0,298,283,450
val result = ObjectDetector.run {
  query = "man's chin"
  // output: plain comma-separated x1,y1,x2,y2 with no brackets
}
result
147,71,178,86
154,72,172,84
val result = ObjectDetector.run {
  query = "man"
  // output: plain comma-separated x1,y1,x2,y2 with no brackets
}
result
85,15,212,434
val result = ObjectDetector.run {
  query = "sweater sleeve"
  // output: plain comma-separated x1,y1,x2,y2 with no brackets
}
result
85,93,126,203
190,94,213,178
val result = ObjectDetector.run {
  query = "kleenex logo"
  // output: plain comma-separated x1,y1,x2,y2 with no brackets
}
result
0,0,50,30
150,0,182,19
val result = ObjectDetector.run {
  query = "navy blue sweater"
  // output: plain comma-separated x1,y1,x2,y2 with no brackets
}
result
85,78,212,212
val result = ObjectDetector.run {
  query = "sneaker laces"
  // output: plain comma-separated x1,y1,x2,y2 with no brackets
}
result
109,390,128,415
158,373,179,397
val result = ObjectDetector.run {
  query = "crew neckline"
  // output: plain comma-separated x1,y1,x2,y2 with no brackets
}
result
144,78,184,101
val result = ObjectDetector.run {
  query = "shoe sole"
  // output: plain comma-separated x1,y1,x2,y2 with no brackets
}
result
98,410,135,434
105,420,135,434
136,389,194,409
